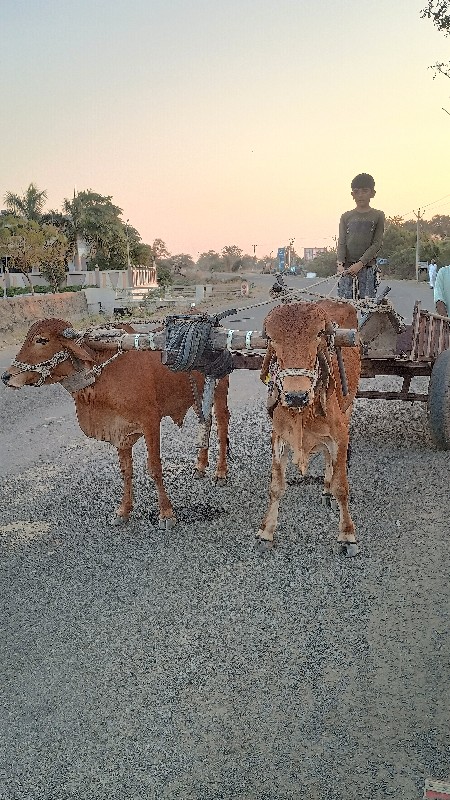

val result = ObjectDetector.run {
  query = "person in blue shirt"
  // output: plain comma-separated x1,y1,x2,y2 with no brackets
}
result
434,264,450,317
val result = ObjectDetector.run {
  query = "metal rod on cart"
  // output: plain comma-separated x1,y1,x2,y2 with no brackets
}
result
335,347,348,396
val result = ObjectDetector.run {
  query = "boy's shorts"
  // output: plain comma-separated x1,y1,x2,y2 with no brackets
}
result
338,265,378,300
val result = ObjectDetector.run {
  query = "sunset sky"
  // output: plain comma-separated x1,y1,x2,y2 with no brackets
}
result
2,0,450,259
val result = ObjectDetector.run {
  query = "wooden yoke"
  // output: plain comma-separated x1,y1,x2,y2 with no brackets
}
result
83,326,360,353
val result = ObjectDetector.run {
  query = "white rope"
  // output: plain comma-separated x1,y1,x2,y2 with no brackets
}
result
11,349,71,387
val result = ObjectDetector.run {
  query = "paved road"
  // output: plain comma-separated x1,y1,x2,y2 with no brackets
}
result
1,278,449,799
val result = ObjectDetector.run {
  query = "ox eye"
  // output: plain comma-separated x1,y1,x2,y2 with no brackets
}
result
35,336,49,345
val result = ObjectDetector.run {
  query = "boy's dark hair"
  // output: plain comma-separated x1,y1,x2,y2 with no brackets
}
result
351,173,375,190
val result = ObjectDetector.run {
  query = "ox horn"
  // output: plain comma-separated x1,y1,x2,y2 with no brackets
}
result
62,328,78,339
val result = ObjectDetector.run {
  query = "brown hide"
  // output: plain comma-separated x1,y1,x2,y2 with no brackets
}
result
257,301,361,549
3,318,230,526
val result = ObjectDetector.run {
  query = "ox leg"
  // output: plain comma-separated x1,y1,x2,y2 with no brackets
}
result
213,376,230,484
143,424,176,530
194,377,230,484
256,434,289,549
328,438,358,556
113,446,134,525
321,447,333,507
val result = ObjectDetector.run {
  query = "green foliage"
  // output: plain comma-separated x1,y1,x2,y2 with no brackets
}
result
197,251,223,271
309,248,338,277
4,183,47,221
421,0,450,34
156,263,172,289
40,224,70,292
0,284,83,298
221,245,243,272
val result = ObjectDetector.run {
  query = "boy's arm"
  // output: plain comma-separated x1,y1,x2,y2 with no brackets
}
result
358,211,385,265
336,214,347,265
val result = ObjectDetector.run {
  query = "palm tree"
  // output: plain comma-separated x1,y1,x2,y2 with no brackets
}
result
4,183,47,221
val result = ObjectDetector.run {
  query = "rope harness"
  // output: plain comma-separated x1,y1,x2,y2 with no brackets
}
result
11,333,126,389
11,349,72,387
265,322,340,414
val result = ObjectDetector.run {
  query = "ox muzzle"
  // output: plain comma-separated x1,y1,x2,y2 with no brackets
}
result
274,366,319,410
1,371,12,387
283,389,310,409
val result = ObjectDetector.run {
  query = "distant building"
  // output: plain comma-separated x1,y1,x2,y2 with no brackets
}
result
304,247,327,261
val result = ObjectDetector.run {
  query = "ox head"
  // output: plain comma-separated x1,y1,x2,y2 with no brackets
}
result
264,302,335,412
1,319,94,389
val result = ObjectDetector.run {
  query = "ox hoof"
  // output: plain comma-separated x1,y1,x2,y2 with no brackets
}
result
321,493,331,507
112,513,129,526
214,476,227,487
159,516,177,530
254,533,274,552
341,542,359,558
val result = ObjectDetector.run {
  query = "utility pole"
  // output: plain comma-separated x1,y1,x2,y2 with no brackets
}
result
414,209,422,282
252,244,257,271
288,238,295,271
125,219,131,268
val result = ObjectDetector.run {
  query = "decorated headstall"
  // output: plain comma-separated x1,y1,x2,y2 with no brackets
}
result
260,319,339,416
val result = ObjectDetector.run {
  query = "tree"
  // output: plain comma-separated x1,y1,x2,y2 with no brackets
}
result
422,1,450,34
197,250,223,272
170,253,195,274
386,215,405,227
40,225,70,292
221,245,243,271
309,248,337,277
421,1,450,93
62,190,127,270
150,239,170,261
4,183,47,221
0,217,46,293
425,214,450,238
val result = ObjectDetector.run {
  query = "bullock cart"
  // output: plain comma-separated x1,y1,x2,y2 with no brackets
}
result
81,289,450,451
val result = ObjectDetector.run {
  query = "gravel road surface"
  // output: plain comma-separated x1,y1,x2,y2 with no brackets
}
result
0,280,449,799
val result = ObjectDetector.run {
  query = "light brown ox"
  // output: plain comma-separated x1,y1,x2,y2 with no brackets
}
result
258,300,361,556
1,318,230,529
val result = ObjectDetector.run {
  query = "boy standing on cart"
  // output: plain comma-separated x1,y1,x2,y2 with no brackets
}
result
337,173,385,300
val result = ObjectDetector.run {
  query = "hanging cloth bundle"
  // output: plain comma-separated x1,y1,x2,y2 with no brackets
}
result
162,310,237,451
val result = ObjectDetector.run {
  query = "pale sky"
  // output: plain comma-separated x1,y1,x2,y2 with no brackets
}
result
2,0,450,258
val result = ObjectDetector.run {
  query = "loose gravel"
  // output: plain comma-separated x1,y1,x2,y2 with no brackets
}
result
1,369,449,799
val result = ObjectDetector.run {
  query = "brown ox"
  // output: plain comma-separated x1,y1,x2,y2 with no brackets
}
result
258,300,361,556
1,318,230,529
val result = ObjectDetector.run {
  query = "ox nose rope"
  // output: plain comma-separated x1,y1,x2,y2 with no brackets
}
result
11,333,128,390
11,349,71,387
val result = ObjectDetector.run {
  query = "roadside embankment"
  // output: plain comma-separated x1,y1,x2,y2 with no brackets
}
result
0,293,89,346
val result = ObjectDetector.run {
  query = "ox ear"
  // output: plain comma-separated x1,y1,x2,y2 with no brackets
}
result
62,329,94,364
325,320,335,336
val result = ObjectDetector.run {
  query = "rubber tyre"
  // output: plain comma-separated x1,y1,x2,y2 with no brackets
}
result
427,348,450,449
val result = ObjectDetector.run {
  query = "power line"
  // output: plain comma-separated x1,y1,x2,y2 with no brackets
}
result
399,192,450,219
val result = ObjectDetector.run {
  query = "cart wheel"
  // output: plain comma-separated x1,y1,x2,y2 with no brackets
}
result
427,348,450,449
